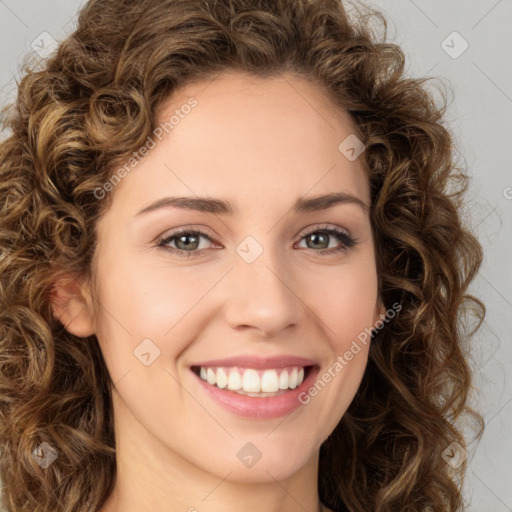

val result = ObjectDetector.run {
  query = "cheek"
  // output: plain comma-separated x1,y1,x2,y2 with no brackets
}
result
92,255,216,372
310,261,379,348
300,264,377,429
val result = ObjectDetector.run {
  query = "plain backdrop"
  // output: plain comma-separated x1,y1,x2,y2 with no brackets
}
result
0,0,511,510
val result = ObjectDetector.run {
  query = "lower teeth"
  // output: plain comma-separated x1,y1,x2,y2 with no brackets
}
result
229,388,290,397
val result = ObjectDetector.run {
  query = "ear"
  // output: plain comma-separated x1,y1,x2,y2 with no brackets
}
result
50,273,96,338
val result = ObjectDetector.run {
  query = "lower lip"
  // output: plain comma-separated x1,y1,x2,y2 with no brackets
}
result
192,366,319,419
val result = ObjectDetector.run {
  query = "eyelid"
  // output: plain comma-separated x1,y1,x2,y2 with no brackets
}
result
155,224,218,244
297,223,351,238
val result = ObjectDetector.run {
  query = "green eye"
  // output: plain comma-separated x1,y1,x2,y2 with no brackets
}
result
157,225,357,258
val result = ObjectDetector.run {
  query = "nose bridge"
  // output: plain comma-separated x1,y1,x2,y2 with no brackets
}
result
223,234,302,337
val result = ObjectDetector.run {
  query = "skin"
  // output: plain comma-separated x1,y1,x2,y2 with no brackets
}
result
52,70,385,512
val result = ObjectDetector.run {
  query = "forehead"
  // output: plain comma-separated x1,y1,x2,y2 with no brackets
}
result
103,71,369,217
157,70,344,126
156,71,358,155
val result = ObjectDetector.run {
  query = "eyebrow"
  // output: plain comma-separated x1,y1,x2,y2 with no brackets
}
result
135,191,369,217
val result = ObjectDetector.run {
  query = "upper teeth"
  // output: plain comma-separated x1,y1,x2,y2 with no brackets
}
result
198,366,306,393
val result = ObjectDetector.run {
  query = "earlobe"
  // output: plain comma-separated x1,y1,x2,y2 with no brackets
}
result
50,274,96,338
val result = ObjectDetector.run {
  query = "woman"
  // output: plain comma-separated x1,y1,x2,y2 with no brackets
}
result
0,0,485,510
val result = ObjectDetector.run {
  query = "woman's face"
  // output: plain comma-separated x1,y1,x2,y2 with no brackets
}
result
86,71,383,482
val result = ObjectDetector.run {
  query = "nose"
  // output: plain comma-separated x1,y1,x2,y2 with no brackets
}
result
222,242,304,339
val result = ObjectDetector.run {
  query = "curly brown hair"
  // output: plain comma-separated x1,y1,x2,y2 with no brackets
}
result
0,0,485,510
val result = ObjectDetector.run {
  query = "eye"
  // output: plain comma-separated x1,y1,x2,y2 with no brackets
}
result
157,224,357,258
295,225,356,254
157,229,216,258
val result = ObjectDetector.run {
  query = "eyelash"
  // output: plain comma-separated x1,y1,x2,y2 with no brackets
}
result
156,224,357,259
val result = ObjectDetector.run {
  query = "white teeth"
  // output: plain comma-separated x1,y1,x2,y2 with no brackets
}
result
242,369,260,392
227,368,242,390
278,369,289,389
196,365,307,393
206,368,216,385
261,370,279,392
216,368,228,389
289,368,298,389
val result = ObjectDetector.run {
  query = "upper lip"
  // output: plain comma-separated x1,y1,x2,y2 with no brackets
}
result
190,355,318,369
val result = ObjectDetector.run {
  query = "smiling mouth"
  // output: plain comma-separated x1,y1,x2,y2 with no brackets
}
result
191,365,314,397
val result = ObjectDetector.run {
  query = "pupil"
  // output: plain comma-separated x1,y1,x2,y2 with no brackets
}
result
177,234,198,250
310,233,327,249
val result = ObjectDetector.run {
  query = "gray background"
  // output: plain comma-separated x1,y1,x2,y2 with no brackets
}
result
0,0,511,510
